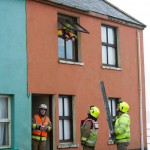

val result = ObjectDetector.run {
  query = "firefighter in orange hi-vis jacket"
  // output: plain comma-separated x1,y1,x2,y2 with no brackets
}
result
32,104,52,150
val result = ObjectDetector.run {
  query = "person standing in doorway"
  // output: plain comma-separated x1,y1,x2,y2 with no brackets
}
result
80,106,100,150
110,101,130,150
32,104,52,150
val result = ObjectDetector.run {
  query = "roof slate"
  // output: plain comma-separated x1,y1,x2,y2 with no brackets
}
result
47,0,146,28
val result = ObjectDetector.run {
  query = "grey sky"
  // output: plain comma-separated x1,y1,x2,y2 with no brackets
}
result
107,0,150,124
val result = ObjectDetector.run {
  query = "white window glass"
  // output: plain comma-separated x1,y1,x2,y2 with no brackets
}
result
108,28,115,44
101,26,107,43
59,120,63,140
108,100,111,115
102,46,107,64
64,120,70,140
59,98,63,116
66,40,73,59
112,100,116,116
0,96,10,148
64,98,69,116
0,123,9,146
0,98,8,119
108,47,115,65
58,37,65,58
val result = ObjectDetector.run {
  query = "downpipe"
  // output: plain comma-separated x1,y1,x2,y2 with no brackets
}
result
137,30,144,150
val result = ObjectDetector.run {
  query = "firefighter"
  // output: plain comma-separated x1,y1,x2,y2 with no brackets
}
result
80,106,100,150
110,101,130,150
32,104,52,150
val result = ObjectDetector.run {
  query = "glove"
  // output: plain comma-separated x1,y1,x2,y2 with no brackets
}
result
39,126,47,131
110,130,115,135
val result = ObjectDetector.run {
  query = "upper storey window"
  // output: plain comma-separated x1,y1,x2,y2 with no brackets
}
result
101,25,118,67
58,14,89,62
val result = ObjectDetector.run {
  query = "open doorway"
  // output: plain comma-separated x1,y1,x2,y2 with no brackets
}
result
32,94,53,150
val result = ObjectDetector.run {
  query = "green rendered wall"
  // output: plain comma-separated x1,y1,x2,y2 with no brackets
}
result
0,0,31,149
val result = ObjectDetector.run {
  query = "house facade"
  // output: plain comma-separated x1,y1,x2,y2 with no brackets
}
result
0,0,147,150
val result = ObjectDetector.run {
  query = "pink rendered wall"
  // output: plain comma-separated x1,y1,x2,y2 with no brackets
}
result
27,1,147,149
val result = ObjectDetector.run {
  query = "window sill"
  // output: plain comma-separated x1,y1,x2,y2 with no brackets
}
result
101,65,122,71
0,146,11,149
59,60,84,66
58,143,79,148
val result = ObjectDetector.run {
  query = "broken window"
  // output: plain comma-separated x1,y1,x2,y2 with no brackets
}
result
58,14,89,62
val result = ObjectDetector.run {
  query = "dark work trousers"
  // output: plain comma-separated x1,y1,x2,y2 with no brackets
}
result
32,139,46,150
117,142,129,150
83,145,95,150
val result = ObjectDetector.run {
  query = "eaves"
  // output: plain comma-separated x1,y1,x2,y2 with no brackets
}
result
33,0,146,30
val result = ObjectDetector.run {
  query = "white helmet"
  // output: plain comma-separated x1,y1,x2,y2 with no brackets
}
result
39,104,47,110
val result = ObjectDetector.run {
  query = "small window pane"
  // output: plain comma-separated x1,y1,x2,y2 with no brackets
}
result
102,26,107,43
108,98,118,121
0,123,9,146
0,97,8,119
64,98,69,116
112,100,116,116
58,18,89,33
64,120,70,140
108,28,115,44
102,46,107,64
59,120,63,140
66,40,73,59
108,47,116,65
108,100,111,115
58,38,65,58
59,98,63,116
72,23,88,33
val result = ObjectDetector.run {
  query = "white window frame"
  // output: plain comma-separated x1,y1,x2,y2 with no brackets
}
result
0,95,11,149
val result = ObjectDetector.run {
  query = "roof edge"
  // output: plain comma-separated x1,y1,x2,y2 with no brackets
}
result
34,0,146,29
104,0,146,28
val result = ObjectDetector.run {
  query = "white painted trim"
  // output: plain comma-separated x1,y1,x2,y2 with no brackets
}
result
101,65,122,71
58,143,79,148
59,60,84,66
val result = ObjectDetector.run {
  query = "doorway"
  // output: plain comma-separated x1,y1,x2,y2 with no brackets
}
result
32,94,53,150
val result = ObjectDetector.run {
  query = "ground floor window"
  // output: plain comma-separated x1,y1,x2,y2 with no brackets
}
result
0,95,11,148
59,95,73,142
108,98,119,122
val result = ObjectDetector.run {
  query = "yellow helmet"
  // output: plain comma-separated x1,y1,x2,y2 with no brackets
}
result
118,102,129,113
89,106,100,119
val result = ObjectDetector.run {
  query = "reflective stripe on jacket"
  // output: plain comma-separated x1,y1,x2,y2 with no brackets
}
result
114,113,130,143
81,118,99,147
32,135,47,141
32,115,50,139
